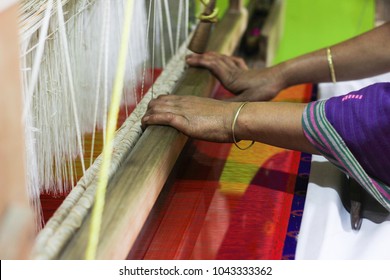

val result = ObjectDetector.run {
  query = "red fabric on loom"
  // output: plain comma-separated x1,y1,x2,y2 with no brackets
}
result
127,142,301,260
127,83,312,260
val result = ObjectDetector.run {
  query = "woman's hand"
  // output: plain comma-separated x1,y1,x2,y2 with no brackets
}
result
142,95,237,142
186,52,286,102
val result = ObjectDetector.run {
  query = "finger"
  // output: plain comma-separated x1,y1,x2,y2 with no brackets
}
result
186,52,231,75
218,54,241,69
141,112,189,134
186,51,219,64
230,56,249,70
147,94,179,110
204,53,246,70
186,53,217,68
152,94,180,104
186,53,207,66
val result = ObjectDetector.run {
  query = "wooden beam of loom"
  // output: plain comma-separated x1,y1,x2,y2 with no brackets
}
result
58,4,248,260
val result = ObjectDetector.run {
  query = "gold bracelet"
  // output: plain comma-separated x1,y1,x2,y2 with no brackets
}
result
327,47,337,83
231,102,255,150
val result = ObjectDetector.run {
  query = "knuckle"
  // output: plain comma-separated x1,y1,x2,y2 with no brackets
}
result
147,101,155,110
209,60,217,68
165,112,175,123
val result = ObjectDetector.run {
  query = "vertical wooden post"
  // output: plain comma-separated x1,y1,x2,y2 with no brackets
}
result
229,0,244,11
188,0,217,53
0,3,35,259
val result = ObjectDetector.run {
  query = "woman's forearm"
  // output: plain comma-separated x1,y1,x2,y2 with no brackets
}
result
233,102,319,154
274,22,390,87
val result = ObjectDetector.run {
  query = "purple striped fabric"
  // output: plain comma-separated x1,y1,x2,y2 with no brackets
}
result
325,83,390,187
302,83,390,211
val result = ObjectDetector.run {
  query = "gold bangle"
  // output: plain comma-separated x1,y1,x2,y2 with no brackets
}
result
231,102,255,150
327,47,337,83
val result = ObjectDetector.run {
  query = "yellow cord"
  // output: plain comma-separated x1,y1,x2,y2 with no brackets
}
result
198,0,218,22
85,0,134,260
199,8,219,22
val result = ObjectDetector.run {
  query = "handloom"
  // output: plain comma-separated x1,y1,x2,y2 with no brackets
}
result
1,0,319,260
4,0,249,259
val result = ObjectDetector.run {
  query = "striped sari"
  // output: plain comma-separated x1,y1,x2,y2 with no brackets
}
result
302,83,390,212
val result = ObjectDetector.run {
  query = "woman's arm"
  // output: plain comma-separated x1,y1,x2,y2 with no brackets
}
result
186,22,390,101
142,95,319,154
281,22,390,86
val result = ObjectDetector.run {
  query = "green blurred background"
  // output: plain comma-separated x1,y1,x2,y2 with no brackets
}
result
199,0,375,64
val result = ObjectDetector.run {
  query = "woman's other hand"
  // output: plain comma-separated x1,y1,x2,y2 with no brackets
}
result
186,52,285,102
